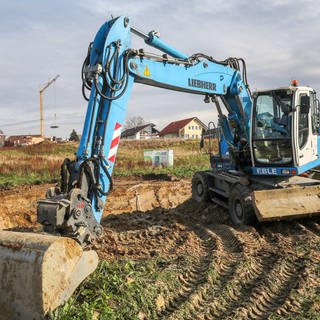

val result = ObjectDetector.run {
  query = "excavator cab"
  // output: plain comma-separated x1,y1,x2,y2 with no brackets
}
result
252,88,294,168
248,83,320,221
251,83,320,174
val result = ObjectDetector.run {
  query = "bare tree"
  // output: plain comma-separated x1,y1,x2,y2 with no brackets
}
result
124,116,146,130
69,129,80,141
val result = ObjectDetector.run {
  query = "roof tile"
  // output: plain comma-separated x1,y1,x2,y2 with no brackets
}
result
159,117,195,136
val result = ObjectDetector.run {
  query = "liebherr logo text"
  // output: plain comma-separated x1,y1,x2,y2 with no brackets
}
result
256,168,277,175
188,78,216,91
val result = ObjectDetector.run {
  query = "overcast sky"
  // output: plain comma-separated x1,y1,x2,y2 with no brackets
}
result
1,0,319,138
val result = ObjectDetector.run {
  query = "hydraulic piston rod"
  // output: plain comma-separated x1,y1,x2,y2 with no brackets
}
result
131,25,188,60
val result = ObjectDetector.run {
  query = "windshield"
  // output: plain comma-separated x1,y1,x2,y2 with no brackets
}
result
253,90,293,165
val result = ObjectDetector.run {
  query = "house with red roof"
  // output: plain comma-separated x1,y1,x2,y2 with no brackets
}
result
159,117,207,139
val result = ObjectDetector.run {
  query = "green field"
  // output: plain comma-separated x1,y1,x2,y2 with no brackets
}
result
0,139,211,187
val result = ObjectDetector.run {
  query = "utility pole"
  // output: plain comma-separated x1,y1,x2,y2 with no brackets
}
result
39,75,60,137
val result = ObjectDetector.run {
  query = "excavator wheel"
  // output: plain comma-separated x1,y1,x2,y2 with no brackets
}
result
192,171,212,203
229,183,255,226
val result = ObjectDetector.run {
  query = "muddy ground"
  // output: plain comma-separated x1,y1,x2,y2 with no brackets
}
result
1,179,320,319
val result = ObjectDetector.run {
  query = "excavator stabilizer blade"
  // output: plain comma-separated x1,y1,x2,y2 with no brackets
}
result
0,231,99,320
252,185,320,221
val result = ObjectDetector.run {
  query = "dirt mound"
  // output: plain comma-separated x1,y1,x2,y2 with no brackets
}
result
0,179,191,229
0,184,52,229
104,179,191,215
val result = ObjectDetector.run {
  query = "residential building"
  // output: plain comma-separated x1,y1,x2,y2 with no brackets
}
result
159,117,207,139
6,135,45,146
0,130,5,147
121,123,159,140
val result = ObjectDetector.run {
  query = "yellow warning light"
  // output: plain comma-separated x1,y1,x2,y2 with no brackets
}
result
144,65,151,77
291,79,299,86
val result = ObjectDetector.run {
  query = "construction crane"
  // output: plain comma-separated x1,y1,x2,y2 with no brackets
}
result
39,74,60,137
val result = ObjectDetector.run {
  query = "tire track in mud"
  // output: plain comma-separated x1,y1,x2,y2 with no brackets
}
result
180,225,247,320
157,225,216,319
230,256,306,320
158,222,314,320
99,212,320,319
164,225,278,320
273,219,320,319
91,181,320,319
298,220,320,238
161,225,249,319
201,229,278,320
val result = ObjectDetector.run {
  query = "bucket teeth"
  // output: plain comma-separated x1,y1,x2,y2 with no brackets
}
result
0,231,98,320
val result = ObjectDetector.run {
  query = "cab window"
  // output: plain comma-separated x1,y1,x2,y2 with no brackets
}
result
310,92,319,134
298,93,309,148
253,90,293,165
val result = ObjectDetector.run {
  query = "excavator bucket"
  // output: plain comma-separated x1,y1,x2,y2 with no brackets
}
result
252,185,320,221
0,231,99,320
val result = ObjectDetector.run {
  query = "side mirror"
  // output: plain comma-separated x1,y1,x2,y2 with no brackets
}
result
300,95,310,114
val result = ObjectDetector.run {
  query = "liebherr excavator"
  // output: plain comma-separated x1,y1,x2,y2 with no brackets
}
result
1,15,320,319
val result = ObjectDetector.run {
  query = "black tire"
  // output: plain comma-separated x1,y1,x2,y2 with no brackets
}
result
192,172,212,203
229,183,255,226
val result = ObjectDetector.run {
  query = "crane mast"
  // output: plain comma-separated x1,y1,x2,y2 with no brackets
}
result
39,74,60,137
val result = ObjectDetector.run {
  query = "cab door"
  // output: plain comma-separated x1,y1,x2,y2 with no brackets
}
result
295,90,318,166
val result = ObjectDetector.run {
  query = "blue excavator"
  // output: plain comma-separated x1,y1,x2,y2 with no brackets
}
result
1,15,320,319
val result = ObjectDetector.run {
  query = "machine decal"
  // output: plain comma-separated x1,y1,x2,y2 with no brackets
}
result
256,167,277,175
188,78,216,91
108,122,122,162
144,65,151,77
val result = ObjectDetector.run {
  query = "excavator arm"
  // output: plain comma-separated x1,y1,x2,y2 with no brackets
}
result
37,16,252,248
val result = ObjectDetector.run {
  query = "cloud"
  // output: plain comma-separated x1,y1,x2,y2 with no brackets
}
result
0,0,319,137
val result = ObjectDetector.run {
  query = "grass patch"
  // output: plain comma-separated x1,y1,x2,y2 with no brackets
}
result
0,139,214,186
49,256,190,320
